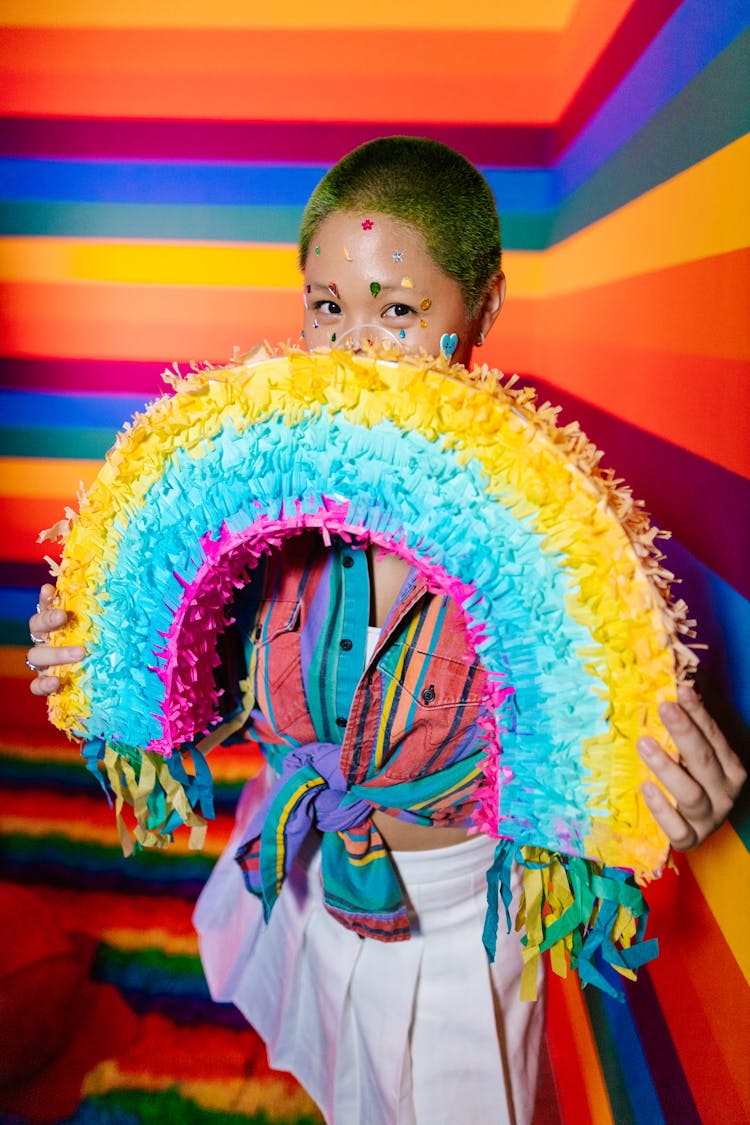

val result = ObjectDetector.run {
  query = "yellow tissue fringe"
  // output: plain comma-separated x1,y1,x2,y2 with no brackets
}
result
46,346,696,875
101,744,208,856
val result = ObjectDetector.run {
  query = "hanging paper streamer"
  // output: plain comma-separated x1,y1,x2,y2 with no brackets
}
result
43,347,697,987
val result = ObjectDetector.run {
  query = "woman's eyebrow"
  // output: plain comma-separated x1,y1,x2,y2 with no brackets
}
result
305,280,417,297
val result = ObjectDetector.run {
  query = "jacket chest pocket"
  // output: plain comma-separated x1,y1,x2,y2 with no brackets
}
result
374,645,485,776
252,598,302,693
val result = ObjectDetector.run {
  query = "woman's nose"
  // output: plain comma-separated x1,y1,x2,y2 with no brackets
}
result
335,322,403,351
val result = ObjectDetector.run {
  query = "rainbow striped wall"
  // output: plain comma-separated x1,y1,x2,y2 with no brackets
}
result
1,3,749,1123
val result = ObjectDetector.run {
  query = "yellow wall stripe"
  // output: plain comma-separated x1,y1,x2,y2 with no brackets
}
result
0,240,303,290
1,457,101,499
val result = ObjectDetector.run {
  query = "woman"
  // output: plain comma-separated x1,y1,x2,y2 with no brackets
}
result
27,137,746,1124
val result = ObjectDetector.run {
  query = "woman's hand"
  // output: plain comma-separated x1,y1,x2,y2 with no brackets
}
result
26,583,84,697
638,686,747,850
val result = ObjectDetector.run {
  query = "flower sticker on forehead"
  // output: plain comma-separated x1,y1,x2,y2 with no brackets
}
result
361,219,374,231
393,250,403,263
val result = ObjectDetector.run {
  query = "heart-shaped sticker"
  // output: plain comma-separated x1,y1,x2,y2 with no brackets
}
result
440,332,458,357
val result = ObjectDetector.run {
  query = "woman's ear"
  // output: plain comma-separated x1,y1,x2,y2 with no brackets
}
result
475,271,506,344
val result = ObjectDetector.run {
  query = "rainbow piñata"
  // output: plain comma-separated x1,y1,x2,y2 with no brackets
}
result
43,348,697,993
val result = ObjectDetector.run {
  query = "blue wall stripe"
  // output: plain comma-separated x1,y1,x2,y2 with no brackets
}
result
599,985,667,1125
0,390,150,429
0,158,555,214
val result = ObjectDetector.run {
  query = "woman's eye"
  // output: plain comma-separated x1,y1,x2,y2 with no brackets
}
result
383,303,415,319
313,300,342,316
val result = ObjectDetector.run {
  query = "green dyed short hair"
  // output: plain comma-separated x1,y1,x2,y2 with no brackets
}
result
298,136,502,317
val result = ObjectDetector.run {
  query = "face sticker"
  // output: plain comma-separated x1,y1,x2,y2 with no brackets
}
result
401,276,414,288
331,332,337,342
303,292,309,309
420,297,432,311
328,282,340,298
399,328,406,339
419,319,428,329
393,251,403,263
315,246,320,255
313,320,319,329
361,219,374,231
370,281,381,297
440,332,459,358
306,284,312,293
343,247,352,261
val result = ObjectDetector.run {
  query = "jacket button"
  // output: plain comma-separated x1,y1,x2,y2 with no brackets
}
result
340,638,353,651
336,716,347,728
342,556,354,568
421,685,436,704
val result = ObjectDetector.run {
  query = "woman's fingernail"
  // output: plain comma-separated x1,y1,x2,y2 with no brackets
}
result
659,701,682,724
638,737,657,761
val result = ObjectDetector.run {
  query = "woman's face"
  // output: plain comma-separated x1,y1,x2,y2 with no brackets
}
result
302,211,483,367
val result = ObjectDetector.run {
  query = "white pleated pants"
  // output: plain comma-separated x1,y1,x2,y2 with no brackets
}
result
195,777,544,1125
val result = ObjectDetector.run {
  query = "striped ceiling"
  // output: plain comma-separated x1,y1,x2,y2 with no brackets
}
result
0,3,748,1123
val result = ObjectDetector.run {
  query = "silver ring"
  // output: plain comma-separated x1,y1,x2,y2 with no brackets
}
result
30,631,46,645
25,657,41,672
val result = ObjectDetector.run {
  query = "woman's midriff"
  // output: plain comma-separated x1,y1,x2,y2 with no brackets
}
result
372,810,472,851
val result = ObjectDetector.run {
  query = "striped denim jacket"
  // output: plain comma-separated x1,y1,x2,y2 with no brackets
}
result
225,531,488,940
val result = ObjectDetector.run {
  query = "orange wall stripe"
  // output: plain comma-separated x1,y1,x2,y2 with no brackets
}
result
558,0,635,96
0,27,567,123
546,972,614,1125
488,332,750,481
529,249,750,363
0,282,302,362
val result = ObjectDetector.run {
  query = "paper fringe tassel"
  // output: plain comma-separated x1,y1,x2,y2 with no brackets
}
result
483,840,659,1001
